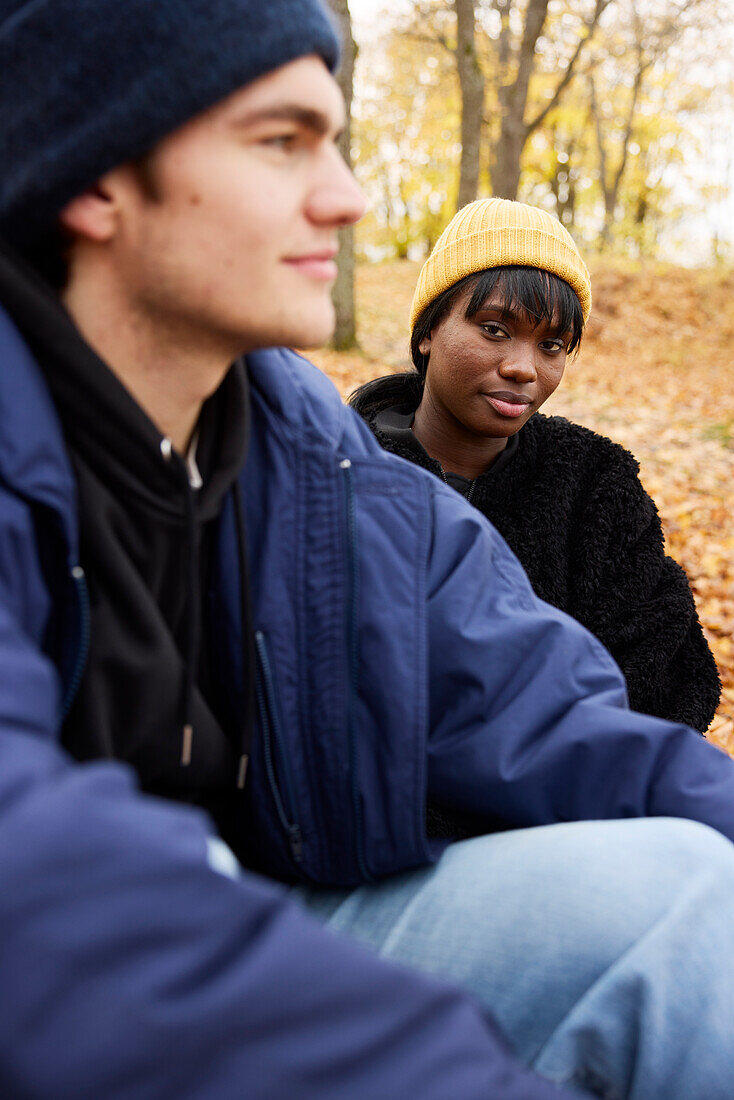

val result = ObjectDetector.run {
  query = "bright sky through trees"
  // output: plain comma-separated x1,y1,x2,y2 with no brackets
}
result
344,0,733,261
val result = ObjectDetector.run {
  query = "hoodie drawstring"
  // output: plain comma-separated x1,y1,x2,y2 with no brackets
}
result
168,438,253,792
179,454,200,767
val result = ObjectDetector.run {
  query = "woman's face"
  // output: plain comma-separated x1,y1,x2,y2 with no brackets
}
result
419,287,570,440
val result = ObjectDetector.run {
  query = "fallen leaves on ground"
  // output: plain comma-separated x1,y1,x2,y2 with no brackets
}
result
308,258,734,750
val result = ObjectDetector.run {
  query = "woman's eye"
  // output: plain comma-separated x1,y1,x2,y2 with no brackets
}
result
540,339,566,354
481,322,509,338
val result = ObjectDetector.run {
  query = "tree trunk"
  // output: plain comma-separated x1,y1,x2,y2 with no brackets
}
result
489,0,549,198
588,75,614,247
489,126,526,200
589,50,646,247
549,141,578,229
454,0,484,210
488,0,610,200
327,0,359,349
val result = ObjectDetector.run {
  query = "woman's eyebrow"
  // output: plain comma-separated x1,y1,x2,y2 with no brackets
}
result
472,302,567,331
228,104,340,136
473,302,517,319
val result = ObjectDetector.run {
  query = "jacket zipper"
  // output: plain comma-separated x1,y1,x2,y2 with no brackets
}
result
339,460,372,882
61,564,90,719
254,630,303,864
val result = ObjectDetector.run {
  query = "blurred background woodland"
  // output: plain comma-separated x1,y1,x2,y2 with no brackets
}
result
318,0,734,745
328,0,733,338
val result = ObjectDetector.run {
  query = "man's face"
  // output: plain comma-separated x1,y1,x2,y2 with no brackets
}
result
102,56,365,353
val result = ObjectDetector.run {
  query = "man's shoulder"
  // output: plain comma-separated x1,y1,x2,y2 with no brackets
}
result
246,347,347,448
247,348,429,472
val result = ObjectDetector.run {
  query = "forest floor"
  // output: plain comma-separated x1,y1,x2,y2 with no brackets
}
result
307,258,734,752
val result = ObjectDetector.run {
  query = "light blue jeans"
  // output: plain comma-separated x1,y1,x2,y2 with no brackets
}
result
294,817,734,1099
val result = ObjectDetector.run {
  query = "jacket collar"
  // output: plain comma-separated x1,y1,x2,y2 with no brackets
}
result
246,346,346,452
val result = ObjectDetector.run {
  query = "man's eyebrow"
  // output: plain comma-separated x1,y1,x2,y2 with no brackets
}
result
228,105,339,136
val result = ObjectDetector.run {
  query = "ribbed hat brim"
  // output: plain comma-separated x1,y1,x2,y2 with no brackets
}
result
410,198,592,328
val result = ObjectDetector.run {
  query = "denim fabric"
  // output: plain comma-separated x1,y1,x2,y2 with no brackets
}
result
295,817,734,1100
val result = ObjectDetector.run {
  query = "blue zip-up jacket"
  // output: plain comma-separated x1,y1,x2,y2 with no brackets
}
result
3,300,734,1098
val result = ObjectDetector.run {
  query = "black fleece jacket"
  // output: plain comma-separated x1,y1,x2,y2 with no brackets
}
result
352,375,721,734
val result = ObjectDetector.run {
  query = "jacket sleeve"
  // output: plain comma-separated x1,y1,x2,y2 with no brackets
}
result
423,481,734,839
567,443,720,732
0,604,585,1100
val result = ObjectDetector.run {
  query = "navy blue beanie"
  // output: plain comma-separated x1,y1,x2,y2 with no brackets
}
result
0,0,340,250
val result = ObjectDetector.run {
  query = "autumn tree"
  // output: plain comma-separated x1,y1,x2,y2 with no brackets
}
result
484,0,729,251
352,28,459,258
488,0,612,198
455,0,484,207
351,0,732,261
327,0,359,349
586,0,718,247
399,0,614,201
520,98,597,230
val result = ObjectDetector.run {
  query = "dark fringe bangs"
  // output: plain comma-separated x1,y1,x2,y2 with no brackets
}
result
464,266,584,355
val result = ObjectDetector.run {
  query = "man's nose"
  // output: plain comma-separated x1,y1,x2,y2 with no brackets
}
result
307,149,367,227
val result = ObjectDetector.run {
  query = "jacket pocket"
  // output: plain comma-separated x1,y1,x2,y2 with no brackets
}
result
254,630,303,865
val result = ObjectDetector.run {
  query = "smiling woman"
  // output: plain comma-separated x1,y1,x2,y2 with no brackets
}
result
409,264,582,482
349,197,721,745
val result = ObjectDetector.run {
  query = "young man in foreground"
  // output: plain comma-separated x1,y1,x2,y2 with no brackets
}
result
2,1,734,1097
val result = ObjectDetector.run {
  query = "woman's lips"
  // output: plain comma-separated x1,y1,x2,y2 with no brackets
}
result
283,253,338,280
484,392,533,418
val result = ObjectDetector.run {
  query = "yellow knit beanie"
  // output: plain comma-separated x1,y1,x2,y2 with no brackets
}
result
409,197,592,331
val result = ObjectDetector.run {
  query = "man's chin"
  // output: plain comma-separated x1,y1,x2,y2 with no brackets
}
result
295,329,334,351
244,300,335,353
286,306,336,351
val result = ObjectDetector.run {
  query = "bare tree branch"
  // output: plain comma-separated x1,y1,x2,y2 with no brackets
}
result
508,0,550,118
611,48,647,199
402,29,453,53
527,0,614,135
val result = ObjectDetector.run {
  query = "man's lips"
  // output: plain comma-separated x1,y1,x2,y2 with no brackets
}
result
283,250,338,281
483,391,533,418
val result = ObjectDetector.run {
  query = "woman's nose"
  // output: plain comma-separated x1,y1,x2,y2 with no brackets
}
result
499,343,537,382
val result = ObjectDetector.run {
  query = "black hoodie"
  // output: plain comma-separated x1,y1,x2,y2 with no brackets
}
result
0,243,253,854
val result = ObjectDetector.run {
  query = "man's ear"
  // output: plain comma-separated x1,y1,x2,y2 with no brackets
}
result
59,179,117,242
418,335,431,357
